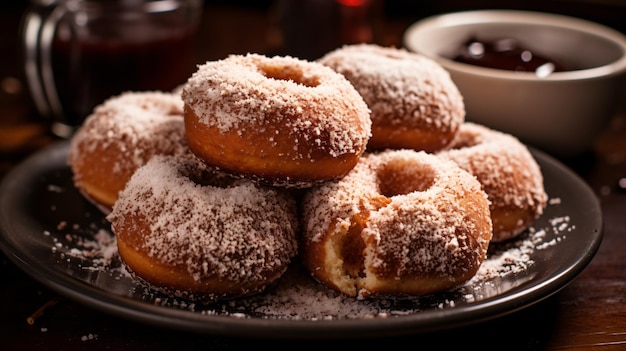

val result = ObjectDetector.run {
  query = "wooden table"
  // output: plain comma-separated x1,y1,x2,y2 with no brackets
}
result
1,2,625,350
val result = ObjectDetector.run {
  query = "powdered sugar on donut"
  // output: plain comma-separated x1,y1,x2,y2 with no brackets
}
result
319,44,465,151
67,91,191,211
438,122,548,241
107,155,299,299
182,53,371,156
69,91,188,173
301,149,492,297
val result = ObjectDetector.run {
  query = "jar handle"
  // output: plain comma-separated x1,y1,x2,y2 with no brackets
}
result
22,2,65,119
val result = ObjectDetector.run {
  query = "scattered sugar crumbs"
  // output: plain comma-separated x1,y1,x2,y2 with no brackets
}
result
80,333,98,342
46,226,119,271
42,194,572,321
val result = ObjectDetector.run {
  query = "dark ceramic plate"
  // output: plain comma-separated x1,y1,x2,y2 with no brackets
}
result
0,141,602,339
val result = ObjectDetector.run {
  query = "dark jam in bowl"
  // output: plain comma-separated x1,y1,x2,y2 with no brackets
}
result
452,37,566,77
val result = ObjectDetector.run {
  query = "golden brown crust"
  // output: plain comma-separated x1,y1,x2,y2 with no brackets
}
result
108,155,299,301
184,106,362,186
300,149,492,298
369,124,458,154
70,143,133,211
318,44,465,153
116,233,260,296
437,122,548,242
182,53,372,188
68,91,190,212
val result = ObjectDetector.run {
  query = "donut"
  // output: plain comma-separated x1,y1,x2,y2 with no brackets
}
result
318,44,465,152
300,149,492,298
68,91,190,213
181,53,372,189
107,155,300,301
437,122,548,242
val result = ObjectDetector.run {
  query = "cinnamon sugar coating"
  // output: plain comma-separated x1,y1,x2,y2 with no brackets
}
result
300,149,492,298
182,53,372,188
319,44,465,152
108,155,300,301
438,122,548,242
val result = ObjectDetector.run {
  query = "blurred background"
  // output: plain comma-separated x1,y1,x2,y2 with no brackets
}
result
1,3,625,349
2,0,626,172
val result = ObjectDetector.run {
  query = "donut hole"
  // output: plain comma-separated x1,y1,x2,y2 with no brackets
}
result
259,64,320,88
377,161,436,197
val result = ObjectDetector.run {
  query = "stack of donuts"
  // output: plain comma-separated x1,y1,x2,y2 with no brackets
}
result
68,44,547,302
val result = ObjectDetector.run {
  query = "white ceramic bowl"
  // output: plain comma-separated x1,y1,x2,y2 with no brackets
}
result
403,10,626,157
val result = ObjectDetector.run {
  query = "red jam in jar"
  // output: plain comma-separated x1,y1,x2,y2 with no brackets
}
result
452,37,566,77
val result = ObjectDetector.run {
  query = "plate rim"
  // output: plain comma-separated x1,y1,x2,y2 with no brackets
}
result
0,141,603,339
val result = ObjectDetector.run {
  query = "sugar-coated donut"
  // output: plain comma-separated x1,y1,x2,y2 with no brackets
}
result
182,53,372,189
68,91,190,213
437,122,548,242
318,44,465,152
107,155,300,301
300,149,492,298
